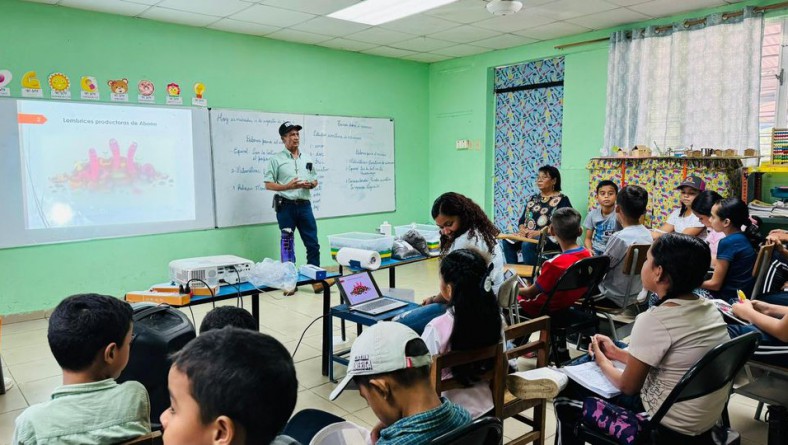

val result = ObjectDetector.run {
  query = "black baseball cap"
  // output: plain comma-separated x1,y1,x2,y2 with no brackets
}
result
278,121,302,136
676,175,706,191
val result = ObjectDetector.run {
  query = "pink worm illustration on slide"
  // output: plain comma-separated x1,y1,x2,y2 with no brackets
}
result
50,139,172,193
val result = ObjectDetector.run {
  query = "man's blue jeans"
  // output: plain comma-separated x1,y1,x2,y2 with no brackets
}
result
276,201,320,266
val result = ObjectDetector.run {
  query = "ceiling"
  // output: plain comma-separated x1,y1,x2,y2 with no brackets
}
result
25,0,745,63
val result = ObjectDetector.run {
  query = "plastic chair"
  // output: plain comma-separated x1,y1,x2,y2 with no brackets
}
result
501,316,551,445
751,243,775,300
429,416,503,445
531,256,611,365
497,273,521,325
577,332,760,445
119,431,163,445
591,244,650,341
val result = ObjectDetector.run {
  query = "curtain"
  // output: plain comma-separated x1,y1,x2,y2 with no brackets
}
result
604,7,764,153
494,58,564,234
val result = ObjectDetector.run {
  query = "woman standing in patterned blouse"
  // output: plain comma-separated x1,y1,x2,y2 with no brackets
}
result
501,165,572,265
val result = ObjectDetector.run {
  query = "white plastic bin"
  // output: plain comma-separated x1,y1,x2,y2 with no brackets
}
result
328,232,394,260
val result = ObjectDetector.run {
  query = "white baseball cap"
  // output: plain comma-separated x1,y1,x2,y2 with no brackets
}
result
329,322,432,401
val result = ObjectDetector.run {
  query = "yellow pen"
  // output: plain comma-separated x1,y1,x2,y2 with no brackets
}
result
737,289,747,303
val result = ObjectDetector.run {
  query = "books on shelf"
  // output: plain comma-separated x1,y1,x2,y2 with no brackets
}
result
748,200,787,219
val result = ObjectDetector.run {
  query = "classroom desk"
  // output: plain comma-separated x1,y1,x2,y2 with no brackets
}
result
338,255,438,288
156,272,339,330
327,299,420,382
323,255,438,376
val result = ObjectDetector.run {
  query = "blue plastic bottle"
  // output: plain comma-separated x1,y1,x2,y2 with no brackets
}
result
281,228,295,263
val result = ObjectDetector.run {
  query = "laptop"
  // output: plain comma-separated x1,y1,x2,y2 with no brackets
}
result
337,271,408,316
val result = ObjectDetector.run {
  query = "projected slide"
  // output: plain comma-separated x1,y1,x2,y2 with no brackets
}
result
17,100,195,229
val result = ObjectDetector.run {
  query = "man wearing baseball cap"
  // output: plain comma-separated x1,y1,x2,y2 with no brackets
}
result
330,322,471,444
264,121,322,293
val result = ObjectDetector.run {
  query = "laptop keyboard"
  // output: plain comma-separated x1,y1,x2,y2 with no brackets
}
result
357,299,396,311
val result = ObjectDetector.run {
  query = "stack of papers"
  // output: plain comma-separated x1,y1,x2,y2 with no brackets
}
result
559,360,626,398
748,200,776,218
748,200,788,218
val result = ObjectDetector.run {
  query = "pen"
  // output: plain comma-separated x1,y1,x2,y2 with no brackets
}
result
737,289,747,303
516,275,528,288
589,335,595,360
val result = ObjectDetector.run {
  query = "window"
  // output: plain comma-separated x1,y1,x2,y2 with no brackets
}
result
759,19,786,162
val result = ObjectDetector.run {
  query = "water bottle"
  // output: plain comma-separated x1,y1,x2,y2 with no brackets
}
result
379,221,392,237
280,228,295,263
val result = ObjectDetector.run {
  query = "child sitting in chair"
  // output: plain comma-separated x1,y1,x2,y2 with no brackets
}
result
518,207,592,317
13,294,150,445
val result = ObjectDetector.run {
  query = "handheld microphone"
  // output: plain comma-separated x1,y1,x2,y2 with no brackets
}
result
306,162,313,171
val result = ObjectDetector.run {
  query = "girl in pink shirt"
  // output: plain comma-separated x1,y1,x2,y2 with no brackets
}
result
421,249,502,418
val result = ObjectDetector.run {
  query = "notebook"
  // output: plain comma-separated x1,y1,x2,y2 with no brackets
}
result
337,271,408,316
559,360,627,399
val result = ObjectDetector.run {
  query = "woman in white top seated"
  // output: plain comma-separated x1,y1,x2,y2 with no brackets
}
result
421,248,502,418
395,192,504,334
652,176,706,240
554,233,730,444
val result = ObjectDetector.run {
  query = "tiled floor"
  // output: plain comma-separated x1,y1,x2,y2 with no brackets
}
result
0,260,771,444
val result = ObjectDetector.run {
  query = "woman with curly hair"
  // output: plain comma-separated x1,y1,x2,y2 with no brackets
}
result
395,192,505,334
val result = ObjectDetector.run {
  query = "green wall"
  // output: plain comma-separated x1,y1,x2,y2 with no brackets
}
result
0,0,430,315
428,0,786,215
2,0,784,315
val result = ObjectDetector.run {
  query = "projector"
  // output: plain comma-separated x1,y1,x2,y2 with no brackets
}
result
169,255,254,287
487,0,523,16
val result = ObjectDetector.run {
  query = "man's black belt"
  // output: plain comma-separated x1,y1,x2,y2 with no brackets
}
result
281,197,310,205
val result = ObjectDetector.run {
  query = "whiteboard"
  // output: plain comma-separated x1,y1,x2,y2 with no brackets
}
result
210,109,395,227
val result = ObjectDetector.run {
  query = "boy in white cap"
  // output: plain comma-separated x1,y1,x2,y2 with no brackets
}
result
329,322,471,444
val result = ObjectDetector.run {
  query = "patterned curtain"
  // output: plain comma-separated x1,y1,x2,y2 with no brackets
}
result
604,7,763,153
494,57,565,233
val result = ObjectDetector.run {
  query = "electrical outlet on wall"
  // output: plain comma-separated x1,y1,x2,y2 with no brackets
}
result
455,139,470,150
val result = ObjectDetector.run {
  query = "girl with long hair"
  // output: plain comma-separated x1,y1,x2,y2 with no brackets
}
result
421,249,502,418
701,197,761,302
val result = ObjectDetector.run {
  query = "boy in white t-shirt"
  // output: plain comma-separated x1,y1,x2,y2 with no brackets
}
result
584,180,621,255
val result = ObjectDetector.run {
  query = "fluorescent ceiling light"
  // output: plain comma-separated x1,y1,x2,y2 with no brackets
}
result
329,0,458,26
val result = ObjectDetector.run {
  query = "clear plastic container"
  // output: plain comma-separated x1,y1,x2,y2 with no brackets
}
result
394,223,441,255
394,223,440,241
328,232,394,259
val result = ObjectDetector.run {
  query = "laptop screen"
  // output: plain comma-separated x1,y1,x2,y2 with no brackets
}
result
338,272,381,305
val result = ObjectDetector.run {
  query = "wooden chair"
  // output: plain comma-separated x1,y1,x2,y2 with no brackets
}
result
751,243,775,300
119,431,163,445
501,316,552,445
590,244,650,341
431,343,504,402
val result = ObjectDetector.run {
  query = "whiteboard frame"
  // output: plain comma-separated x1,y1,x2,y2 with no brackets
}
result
208,107,396,228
